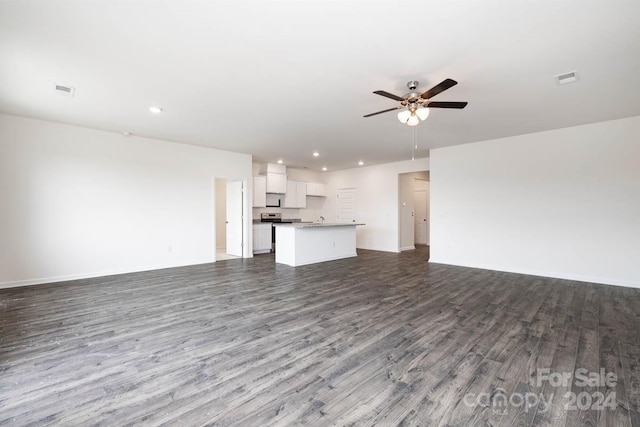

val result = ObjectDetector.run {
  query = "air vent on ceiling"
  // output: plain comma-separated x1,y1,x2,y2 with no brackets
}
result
54,84,75,97
555,71,579,85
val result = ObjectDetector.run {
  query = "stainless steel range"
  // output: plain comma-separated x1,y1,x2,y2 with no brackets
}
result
260,213,283,223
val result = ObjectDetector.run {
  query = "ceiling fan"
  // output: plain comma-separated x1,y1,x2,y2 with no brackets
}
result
364,79,468,126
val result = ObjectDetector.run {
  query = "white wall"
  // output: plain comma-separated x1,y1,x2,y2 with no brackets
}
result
0,113,253,288
430,115,640,288
321,158,430,252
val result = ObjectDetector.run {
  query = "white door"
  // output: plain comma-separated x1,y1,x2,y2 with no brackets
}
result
337,188,356,223
414,190,428,245
226,181,243,257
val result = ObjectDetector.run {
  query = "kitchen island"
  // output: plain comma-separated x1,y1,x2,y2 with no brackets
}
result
274,223,365,267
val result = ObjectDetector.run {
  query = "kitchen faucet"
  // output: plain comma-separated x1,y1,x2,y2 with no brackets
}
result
319,216,325,224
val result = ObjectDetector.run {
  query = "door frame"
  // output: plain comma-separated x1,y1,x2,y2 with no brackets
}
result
225,180,244,257
397,171,429,252
213,177,251,261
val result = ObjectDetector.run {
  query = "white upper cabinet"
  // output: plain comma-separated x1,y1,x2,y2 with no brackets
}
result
253,176,266,207
260,163,287,194
259,163,286,175
266,173,287,194
284,181,307,208
256,164,325,198
306,183,327,197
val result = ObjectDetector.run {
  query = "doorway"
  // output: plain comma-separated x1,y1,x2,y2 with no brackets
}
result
215,178,244,261
398,171,429,253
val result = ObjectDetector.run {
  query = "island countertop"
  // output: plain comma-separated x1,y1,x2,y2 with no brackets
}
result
272,222,365,228
274,222,363,266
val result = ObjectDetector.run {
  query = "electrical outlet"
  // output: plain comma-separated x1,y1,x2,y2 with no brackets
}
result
168,245,172,252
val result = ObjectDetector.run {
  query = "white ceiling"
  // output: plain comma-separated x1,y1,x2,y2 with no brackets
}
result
1,1,639,171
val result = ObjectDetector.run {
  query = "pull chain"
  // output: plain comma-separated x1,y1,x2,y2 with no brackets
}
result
411,126,417,160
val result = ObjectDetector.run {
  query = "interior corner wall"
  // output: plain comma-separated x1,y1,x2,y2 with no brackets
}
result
321,158,430,253
430,115,640,288
0,113,253,288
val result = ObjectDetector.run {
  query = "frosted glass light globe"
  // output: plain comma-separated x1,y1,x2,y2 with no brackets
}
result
416,107,430,121
407,115,420,126
397,109,411,123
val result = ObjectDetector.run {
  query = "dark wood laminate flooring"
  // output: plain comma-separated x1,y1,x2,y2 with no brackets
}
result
2,247,640,426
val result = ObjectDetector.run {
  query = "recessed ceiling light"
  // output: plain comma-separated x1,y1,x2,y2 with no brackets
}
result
277,159,283,164
555,70,579,85
149,106,163,114
122,131,132,137
322,167,327,171
358,161,364,166
313,152,319,157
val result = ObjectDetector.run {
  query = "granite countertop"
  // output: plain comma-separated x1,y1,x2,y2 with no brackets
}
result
252,218,305,224
273,222,365,228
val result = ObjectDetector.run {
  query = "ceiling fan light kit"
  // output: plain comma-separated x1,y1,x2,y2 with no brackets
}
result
398,106,430,126
365,78,468,126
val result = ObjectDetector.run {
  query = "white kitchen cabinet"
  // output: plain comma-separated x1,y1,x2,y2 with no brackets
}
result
253,176,266,207
253,223,272,254
259,163,287,194
266,173,287,194
284,181,307,208
260,163,286,175
306,182,327,197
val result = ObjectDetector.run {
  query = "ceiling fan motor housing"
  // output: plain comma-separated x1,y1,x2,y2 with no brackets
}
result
407,81,419,91
404,81,422,104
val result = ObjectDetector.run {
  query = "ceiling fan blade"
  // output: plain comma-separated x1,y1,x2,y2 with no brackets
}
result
420,78,458,100
425,101,468,109
373,90,406,102
363,106,402,117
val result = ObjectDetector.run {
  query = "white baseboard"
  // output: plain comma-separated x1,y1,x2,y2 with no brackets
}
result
277,252,358,267
428,258,640,289
0,260,215,289
356,245,400,253
399,245,416,252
